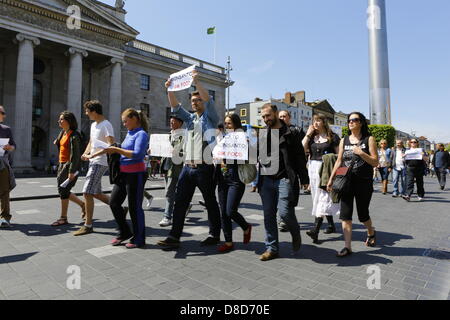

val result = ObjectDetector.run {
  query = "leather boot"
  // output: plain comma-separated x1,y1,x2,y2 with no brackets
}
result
324,215,336,234
306,217,323,244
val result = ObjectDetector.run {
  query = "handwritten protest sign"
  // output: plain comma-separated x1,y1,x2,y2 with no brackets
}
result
168,65,196,92
213,132,248,161
149,134,173,158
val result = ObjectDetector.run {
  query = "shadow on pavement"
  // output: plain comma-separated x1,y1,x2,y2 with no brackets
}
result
0,252,38,264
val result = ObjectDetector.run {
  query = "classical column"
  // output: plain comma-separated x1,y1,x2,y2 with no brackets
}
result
13,33,40,170
66,47,88,126
109,58,126,137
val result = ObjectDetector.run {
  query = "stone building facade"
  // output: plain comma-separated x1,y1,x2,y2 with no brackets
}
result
0,0,226,171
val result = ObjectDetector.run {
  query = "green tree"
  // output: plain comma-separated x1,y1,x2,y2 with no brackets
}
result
342,125,396,148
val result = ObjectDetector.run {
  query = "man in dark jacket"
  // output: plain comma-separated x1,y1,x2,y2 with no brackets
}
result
257,104,309,261
0,105,16,228
432,143,450,190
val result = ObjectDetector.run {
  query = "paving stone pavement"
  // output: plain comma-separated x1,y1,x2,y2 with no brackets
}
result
1,176,449,300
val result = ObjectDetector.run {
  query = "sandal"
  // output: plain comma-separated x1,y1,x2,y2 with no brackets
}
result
366,229,376,247
51,218,68,227
336,247,352,257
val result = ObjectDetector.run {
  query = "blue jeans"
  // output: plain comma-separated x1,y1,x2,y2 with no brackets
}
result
163,175,178,219
392,168,406,196
218,166,249,243
260,177,300,253
169,165,221,240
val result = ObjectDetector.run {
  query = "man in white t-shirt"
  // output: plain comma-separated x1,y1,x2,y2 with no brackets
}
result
74,100,115,236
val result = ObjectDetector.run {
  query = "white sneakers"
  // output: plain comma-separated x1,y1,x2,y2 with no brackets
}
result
417,197,423,202
159,217,172,227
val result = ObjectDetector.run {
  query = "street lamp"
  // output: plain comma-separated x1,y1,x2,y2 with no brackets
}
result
225,56,235,115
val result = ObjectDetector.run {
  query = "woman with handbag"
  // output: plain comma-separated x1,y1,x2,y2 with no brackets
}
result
326,112,379,257
302,113,340,244
216,114,253,253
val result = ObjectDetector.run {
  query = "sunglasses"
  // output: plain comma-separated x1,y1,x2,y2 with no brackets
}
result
411,141,418,143
0,111,5,115
348,118,361,123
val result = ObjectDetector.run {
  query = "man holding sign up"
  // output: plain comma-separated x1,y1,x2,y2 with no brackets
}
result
157,68,221,249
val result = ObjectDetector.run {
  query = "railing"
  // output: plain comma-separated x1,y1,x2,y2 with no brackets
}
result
127,40,225,75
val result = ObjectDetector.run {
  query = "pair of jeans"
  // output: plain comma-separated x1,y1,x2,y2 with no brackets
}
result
392,168,406,196
435,167,447,189
260,176,300,253
406,166,425,198
218,166,249,243
110,172,147,246
164,175,178,220
169,164,221,240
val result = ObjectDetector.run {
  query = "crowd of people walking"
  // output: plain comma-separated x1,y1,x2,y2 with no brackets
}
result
0,73,449,261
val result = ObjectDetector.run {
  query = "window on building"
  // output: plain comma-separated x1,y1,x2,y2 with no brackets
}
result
208,90,216,101
32,79,43,120
140,103,150,119
240,109,247,117
140,74,150,90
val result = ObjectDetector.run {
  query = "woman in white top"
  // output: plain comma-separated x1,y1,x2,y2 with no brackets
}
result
377,139,392,195
302,113,340,243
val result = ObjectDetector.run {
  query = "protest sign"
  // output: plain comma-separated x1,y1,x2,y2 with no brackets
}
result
168,65,196,92
404,148,423,160
149,134,173,158
213,131,248,161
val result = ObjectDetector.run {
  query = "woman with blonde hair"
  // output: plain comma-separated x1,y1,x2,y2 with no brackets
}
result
377,139,392,194
103,108,149,248
302,113,340,243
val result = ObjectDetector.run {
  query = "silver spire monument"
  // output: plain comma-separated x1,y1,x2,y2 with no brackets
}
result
368,0,392,125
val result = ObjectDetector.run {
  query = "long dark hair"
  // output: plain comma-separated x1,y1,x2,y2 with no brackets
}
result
347,112,370,138
60,111,78,131
225,114,243,130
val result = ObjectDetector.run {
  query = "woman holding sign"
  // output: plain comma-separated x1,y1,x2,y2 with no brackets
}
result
217,114,252,253
403,139,428,202
104,109,149,248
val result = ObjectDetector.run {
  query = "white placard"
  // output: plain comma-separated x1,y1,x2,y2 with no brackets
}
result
149,134,174,158
213,132,248,161
91,138,110,150
404,148,423,160
0,138,9,156
168,65,196,92
60,171,79,188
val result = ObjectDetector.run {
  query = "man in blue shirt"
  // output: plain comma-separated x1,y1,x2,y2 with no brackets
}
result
157,70,221,249
432,143,450,190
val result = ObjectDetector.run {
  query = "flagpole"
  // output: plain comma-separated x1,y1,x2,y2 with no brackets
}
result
214,29,217,64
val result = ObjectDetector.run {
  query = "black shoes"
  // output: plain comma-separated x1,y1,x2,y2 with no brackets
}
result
200,236,220,246
324,225,336,234
157,237,180,249
306,230,319,244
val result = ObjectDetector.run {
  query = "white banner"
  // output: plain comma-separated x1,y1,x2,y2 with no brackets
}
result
404,148,423,160
168,65,196,92
213,132,248,161
149,134,173,158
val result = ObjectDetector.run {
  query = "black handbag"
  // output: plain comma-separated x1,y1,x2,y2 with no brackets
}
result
332,158,356,201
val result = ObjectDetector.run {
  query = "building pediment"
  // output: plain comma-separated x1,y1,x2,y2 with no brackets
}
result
1,0,139,49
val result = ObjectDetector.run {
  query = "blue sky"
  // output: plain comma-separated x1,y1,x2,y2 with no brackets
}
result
102,0,450,143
